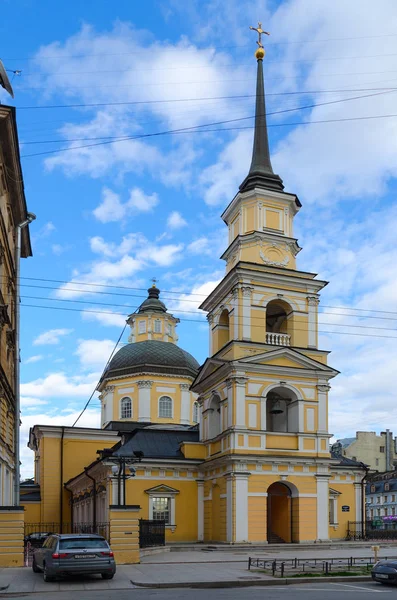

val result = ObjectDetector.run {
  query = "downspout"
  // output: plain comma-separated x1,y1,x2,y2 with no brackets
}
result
64,482,74,530
84,467,97,530
60,426,65,532
14,212,36,506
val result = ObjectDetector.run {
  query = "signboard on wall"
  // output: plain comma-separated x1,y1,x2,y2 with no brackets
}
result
342,505,350,512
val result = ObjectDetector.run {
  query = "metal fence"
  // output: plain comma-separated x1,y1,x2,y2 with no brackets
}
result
139,519,165,548
248,556,381,578
24,522,110,540
347,520,397,541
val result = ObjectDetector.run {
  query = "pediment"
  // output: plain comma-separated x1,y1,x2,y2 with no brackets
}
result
144,485,180,495
191,357,226,389
239,347,338,374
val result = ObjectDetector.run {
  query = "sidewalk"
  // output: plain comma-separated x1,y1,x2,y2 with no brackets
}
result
0,546,395,593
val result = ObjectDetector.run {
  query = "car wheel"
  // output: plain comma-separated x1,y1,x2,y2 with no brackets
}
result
101,573,114,580
32,557,41,573
43,564,54,582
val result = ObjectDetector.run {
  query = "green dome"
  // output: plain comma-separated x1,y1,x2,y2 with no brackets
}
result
138,286,167,313
103,340,200,380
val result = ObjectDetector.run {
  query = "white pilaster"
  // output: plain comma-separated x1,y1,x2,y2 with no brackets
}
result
307,296,319,348
207,314,214,356
234,472,249,542
226,475,233,542
197,479,204,541
241,286,253,340
316,475,330,541
260,397,267,430
226,380,233,428
233,376,247,429
232,287,239,339
317,383,330,433
180,384,191,424
137,380,153,422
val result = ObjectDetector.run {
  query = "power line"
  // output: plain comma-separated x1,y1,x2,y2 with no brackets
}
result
16,276,397,316
20,88,396,158
19,294,397,324
20,303,397,341
72,321,128,427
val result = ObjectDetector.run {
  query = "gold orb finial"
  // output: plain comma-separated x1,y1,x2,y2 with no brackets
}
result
255,47,265,60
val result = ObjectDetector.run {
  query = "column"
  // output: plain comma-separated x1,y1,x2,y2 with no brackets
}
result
317,383,330,434
180,384,191,425
226,380,233,428
229,376,247,429
207,313,215,356
109,507,140,564
0,507,24,567
232,287,239,339
197,479,204,541
307,296,319,348
316,474,330,541
234,472,250,542
260,397,267,430
137,380,153,422
354,482,363,534
241,286,253,341
226,474,233,542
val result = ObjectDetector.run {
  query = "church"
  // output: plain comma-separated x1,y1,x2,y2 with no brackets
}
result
22,34,365,545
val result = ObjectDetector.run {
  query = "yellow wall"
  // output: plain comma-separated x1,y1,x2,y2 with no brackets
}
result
0,509,24,567
22,502,41,524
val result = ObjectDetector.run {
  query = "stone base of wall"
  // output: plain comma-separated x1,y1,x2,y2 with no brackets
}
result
0,507,24,567
109,506,140,564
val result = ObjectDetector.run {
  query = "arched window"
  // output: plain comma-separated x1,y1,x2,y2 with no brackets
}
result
120,397,132,419
193,401,200,423
265,299,292,346
217,309,230,349
159,396,173,418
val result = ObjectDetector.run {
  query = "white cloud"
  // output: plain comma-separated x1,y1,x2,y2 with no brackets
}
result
92,188,126,223
187,237,210,255
170,278,221,315
167,211,187,229
33,328,73,346
82,309,127,328
21,372,99,398
24,355,44,364
52,244,69,256
128,187,159,212
75,339,118,369
21,396,48,408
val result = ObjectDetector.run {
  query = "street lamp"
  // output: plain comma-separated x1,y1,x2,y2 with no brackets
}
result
106,452,143,506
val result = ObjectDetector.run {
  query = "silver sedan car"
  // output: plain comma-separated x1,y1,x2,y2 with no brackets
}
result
32,534,116,582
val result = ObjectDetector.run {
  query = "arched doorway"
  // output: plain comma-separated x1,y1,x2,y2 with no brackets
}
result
267,482,297,543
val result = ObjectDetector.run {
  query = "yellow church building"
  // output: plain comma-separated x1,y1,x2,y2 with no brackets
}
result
22,36,366,548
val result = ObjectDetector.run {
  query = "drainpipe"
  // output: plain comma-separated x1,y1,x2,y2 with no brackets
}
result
84,467,97,530
14,212,36,506
60,426,65,532
64,481,74,530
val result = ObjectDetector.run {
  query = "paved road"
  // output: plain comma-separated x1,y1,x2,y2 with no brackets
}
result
0,581,393,600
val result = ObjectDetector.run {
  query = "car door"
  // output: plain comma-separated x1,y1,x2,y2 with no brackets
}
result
35,536,53,568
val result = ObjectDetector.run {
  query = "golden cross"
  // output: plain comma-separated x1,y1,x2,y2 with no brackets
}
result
249,22,270,48
151,277,158,287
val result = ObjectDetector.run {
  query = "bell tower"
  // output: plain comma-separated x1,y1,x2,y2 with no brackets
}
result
191,24,339,545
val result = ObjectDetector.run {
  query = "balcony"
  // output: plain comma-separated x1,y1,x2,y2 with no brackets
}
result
266,332,291,346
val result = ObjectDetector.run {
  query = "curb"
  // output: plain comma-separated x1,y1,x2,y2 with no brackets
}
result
130,575,372,589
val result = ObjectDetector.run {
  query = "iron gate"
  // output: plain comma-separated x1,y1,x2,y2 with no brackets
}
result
347,520,397,541
139,519,165,548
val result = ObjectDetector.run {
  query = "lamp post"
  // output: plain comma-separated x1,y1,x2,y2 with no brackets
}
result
107,452,143,506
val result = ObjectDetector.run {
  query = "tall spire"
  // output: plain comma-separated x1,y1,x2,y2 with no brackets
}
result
239,25,284,193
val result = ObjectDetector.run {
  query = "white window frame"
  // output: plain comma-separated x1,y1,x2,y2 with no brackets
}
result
158,396,173,419
329,493,339,526
120,396,132,419
154,319,162,334
193,401,200,423
138,321,146,334
148,494,176,527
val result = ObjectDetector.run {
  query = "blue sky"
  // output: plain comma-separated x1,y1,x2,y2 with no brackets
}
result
2,0,397,476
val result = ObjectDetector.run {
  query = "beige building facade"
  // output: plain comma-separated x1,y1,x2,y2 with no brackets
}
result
332,430,397,472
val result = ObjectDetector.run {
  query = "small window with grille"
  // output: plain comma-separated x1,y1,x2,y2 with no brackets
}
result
120,397,132,419
159,396,172,418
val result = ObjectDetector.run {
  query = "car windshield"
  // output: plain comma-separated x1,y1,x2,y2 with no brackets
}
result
59,538,108,550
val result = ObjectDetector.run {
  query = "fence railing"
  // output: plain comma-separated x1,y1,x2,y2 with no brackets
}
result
248,556,385,578
139,519,165,548
347,520,397,541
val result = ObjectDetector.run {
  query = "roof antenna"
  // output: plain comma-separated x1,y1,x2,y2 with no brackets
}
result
0,59,15,99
